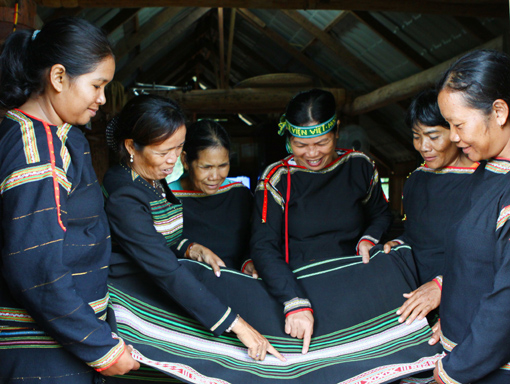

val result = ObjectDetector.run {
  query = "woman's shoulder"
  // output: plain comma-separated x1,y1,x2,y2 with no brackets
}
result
103,164,146,198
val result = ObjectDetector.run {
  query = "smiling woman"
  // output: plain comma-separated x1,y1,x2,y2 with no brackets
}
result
432,49,510,384
0,17,139,384
383,89,477,331
170,119,254,271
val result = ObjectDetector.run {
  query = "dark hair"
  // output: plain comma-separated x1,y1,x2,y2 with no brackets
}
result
284,89,338,144
437,49,510,115
183,119,231,165
406,89,449,130
0,17,113,110
111,94,186,163
285,88,337,126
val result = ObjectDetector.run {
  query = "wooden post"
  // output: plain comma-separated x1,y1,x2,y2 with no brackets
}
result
225,8,236,87
217,7,225,89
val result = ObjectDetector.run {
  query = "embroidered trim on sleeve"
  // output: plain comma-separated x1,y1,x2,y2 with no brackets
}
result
210,307,232,332
283,297,312,315
90,337,125,371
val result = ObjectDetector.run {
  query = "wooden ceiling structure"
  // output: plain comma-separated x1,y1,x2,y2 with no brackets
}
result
32,0,510,169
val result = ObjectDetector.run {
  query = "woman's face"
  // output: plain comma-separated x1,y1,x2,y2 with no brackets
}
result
438,90,510,161
289,128,338,171
127,125,186,182
412,123,460,169
53,55,115,126
185,146,230,195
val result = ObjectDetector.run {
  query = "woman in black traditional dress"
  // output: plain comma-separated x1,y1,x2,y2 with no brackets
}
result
432,49,510,384
383,89,476,328
0,17,139,383
103,94,283,366
251,88,395,352
170,119,255,274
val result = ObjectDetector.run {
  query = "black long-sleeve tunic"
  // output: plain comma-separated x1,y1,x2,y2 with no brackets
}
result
170,178,253,269
103,164,236,336
250,149,392,307
0,110,124,376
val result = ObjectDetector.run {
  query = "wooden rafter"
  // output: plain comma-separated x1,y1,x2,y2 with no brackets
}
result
114,7,184,60
351,11,433,70
299,11,346,53
115,7,211,82
35,0,509,18
454,17,496,43
237,8,339,86
282,9,387,88
102,8,140,36
138,27,208,83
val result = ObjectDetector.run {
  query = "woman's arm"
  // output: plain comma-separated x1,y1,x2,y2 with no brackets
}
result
105,184,237,335
437,204,510,383
1,125,127,372
250,171,313,353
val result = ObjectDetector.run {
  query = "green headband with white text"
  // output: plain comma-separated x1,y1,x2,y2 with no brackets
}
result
278,114,337,138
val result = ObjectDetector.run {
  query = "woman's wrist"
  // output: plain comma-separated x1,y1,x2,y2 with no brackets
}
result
227,314,242,333
185,242,196,259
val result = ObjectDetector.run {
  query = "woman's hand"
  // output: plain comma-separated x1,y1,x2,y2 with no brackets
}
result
285,311,314,354
358,240,374,264
100,344,140,376
186,243,226,277
383,240,400,254
232,316,286,362
429,319,441,346
242,260,259,279
396,280,441,324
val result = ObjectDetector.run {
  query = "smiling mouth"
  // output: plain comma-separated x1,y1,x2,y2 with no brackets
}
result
307,159,322,166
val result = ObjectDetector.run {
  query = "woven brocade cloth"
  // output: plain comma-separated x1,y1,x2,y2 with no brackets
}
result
107,245,442,384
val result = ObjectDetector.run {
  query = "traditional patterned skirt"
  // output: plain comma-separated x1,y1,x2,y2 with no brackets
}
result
0,329,104,383
107,245,442,384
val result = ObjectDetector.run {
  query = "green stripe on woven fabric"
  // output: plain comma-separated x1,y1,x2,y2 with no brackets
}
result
294,245,412,279
117,323,432,378
109,287,217,339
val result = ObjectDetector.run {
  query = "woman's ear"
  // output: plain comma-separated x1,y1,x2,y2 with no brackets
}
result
180,151,188,170
124,139,135,155
48,64,67,93
493,99,509,127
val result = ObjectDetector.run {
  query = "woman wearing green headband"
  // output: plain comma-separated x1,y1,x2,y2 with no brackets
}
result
250,89,395,354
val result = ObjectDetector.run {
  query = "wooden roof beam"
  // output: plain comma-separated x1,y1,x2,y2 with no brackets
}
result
145,87,346,114
345,35,504,115
351,11,433,70
237,8,339,86
282,9,387,88
35,1,509,18
115,7,210,83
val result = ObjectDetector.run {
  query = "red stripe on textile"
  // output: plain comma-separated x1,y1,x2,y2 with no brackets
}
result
285,308,313,317
43,121,66,232
261,161,286,223
285,163,291,264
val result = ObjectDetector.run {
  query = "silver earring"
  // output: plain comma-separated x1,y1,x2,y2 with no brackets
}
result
130,154,134,163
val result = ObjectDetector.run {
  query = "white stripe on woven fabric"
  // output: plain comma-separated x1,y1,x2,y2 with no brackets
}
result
113,304,430,366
